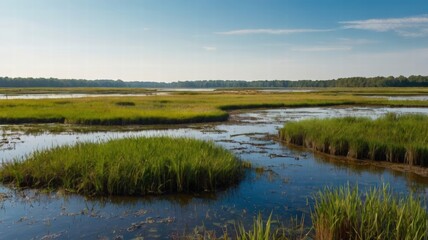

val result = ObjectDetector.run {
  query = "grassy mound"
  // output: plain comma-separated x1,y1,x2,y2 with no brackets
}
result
280,113,428,166
0,137,243,195
313,184,428,240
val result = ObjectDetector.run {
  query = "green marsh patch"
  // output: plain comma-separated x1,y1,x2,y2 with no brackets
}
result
0,137,243,196
280,113,428,167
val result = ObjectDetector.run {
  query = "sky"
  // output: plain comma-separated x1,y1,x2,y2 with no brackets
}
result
1,0,428,82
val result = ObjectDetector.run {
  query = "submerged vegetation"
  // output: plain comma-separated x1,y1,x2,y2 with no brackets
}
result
0,137,243,195
280,113,428,166
1,90,428,125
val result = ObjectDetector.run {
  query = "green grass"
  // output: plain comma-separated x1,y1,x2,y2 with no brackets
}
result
312,184,428,240
0,95,230,125
0,137,243,195
0,90,426,125
1,88,428,125
236,213,275,240
280,113,428,166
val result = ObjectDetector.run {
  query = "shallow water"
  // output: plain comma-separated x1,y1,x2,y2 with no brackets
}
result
364,95,428,101
1,106,428,239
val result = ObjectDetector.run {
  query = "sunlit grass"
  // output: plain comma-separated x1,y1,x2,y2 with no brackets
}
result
1,90,427,125
313,184,428,240
280,113,428,166
236,213,274,240
0,137,243,195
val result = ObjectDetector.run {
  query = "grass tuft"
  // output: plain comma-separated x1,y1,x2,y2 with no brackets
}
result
237,213,274,240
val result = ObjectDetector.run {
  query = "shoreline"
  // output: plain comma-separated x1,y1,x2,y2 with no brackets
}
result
279,139,428,179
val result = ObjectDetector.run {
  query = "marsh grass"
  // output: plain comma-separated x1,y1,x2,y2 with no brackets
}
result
280,113,428,166
0,137,243,196
312,184,428,240
1,90,427,125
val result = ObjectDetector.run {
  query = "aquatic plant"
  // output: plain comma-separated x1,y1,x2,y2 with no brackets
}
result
237,213,274,240
0,137,243,195
312,184,428,240
280,113,428,166
179,213,309,240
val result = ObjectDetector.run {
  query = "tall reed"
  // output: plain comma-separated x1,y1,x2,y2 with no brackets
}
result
312,184,428,240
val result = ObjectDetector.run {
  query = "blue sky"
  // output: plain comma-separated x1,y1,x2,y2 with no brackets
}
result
1,0,428,81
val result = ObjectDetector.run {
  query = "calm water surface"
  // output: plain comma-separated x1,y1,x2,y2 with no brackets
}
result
1,106,428,239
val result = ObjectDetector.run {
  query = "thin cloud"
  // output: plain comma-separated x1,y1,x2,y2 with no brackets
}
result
291,46,352,52
337,38,378,45
216,28,333,35
202,46,217,51
395,28,428,37
340,15,428,37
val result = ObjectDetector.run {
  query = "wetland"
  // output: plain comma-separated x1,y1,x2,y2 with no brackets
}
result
1,89,428,239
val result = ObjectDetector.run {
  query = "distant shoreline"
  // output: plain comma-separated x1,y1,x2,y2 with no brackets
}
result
1,75,428,88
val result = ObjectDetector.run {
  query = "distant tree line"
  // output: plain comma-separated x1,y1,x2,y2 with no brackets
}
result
1,75,428,88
